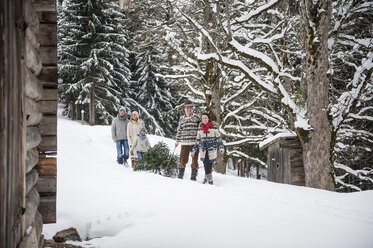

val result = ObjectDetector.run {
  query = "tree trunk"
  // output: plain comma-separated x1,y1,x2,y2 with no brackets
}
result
89,85,96,125
299,0,335,191
256,164,260,179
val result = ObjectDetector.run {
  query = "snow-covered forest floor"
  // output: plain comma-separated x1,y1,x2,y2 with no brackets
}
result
42,115,373,248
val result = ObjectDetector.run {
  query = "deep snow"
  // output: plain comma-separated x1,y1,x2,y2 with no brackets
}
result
42,115,373,248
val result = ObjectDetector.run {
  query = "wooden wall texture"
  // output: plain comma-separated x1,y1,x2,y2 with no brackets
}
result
1,0,58,247
264,136,305,186
1,1,27,247
35,0,58,225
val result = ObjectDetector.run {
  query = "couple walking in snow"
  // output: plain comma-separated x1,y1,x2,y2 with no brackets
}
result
111,107,150,167
176,100,225,184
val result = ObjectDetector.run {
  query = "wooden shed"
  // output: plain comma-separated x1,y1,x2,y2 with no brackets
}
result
1,0,58,247
259,133,305,186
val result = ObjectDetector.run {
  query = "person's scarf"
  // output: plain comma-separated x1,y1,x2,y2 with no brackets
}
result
118,114,126,120
201,121,212,132
139,133,147,140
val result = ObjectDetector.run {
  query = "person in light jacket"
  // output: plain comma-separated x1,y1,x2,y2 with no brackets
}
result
131,127,151,160
191,112,224,185
127,111,144,167
111,107,129,166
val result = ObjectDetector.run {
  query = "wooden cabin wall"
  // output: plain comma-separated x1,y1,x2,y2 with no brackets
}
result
19,0,45,247
267,142,291,184
279,138,305,186
34,0,58,225
266,137,305,186
0,1,27,247
1,0,58,247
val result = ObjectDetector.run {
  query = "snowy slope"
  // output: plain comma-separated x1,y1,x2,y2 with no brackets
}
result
42,116,373,248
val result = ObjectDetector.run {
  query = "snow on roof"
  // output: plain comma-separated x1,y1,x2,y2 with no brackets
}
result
259,132,297,150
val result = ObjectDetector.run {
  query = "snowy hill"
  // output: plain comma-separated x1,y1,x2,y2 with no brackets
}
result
42,116,373,248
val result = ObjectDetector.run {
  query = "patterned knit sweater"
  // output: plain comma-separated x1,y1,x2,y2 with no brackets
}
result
192,122,224,163
176,114,201,145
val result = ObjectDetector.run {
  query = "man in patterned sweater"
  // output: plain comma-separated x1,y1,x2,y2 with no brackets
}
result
175,100,200,180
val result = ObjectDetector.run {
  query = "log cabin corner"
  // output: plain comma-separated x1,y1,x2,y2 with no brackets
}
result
1,0,58,247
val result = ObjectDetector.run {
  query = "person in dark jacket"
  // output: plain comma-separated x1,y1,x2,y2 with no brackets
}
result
192,112,224,184
111,107,130,166
175,100,200,180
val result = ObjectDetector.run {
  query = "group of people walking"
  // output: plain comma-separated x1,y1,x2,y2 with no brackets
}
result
111,107,150,167
175,100,225,184
111,100,224,184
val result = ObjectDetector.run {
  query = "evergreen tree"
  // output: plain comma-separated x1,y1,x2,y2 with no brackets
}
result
124,0,181,137
58,0,131,125
133,50,179,136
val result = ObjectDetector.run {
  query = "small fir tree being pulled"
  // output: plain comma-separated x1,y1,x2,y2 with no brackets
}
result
134,142,178,177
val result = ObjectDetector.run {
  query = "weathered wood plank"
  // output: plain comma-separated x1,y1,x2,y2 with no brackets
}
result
26,127,42,151
18,225,38,248
283,148,291,184
26,148,39,174
35,211,43,244
41,88,57,101
37,23,57,46
38,196,56,224
39,100,57,114
39,115,57,136
26,39,42,75
32,0,56,12
37,66,57,87
24,188,40,232
25,0,40,32
37,157,57,177
40,46,57,65
38,135,57,152
19,211,43,248
25,97,43,126
25,68,43,100
26,27,39,52
37,11,57,23
26,169,39,196
36,176,56,193
1,0,27,246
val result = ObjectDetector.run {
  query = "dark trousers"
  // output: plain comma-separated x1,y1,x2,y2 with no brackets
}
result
203,152,212,174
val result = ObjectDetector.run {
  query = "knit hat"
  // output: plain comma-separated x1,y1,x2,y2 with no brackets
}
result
131,111,139,119
139,127,146,133
184,100,194,108
119,107,126,113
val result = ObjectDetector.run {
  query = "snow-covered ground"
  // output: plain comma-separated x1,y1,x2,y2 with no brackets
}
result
43,115,373,248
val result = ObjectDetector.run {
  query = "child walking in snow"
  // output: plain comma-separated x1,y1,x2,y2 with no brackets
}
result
191,113,224,185
131,127,151,160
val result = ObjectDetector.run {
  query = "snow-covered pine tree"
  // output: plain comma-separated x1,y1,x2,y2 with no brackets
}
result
133,50,179,136
58,0,131,125
125,0,181,137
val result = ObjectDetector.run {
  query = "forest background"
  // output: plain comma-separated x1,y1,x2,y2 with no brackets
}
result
57,0,373,192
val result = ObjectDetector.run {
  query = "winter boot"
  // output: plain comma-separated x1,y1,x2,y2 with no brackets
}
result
203,177,208,184
190,169,198,181
206,173,213,185
177,168,185,179
131,158,138,168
